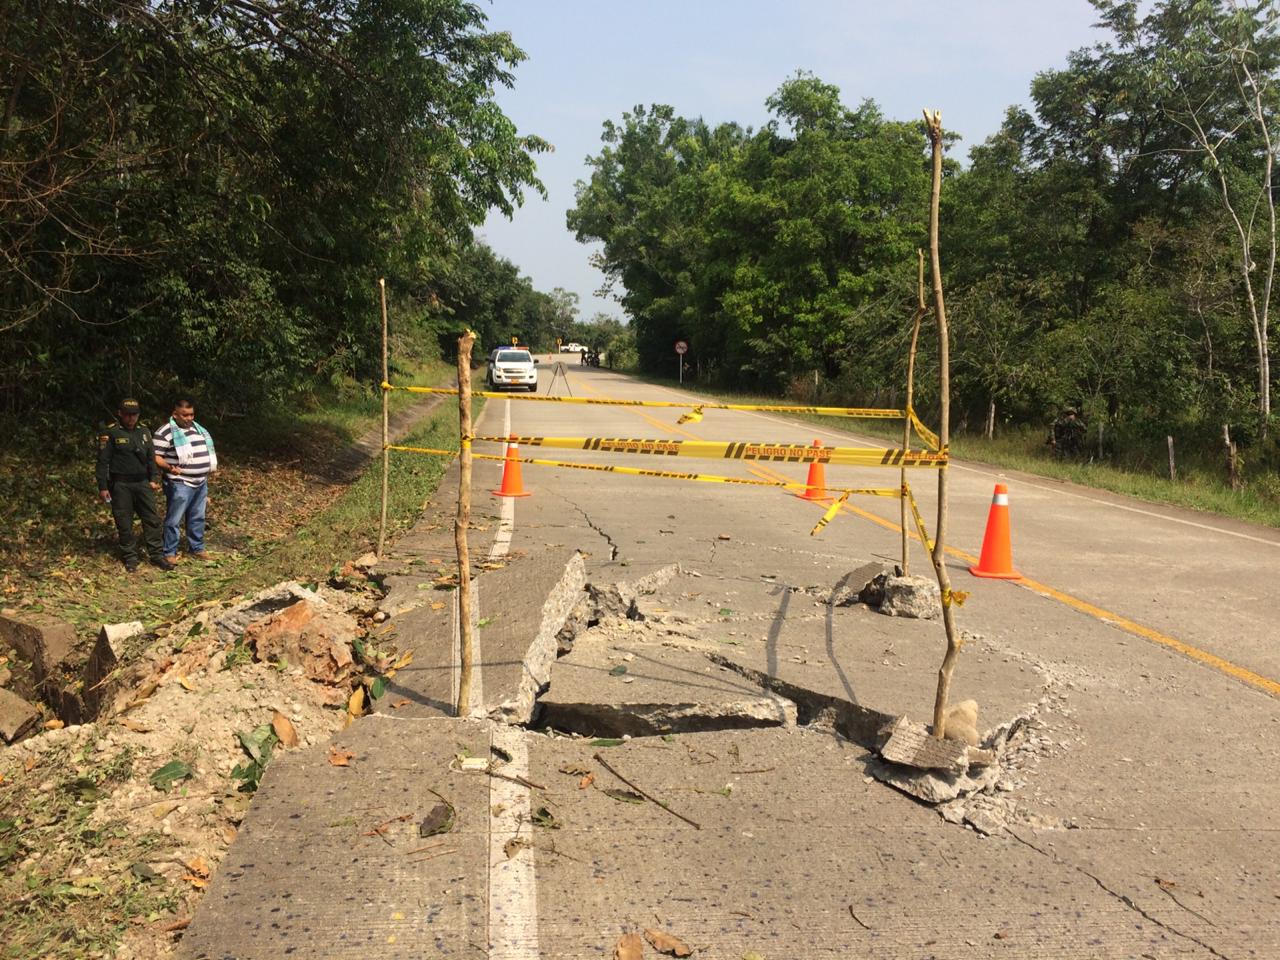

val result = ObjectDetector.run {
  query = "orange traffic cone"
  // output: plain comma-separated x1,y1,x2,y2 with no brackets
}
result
969,483,1021,580
795,439,832,502
491,435,531,498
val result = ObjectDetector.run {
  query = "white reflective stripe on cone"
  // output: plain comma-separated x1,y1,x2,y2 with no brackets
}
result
993,493,1009,506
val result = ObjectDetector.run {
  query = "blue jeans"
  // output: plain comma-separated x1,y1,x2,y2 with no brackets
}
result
163,479,207,556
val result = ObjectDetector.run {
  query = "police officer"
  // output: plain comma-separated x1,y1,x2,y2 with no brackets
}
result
96,399,175,573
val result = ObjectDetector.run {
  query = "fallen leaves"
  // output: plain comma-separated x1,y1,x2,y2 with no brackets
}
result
603,789,646,805
614,932,644,960
149,759,193,792
644,928,692,957
327,747,355,767
43,718,64,730
271,711,299,748
180,856,210,889
418,802,455,838
578,772,595,790
178,675,195,692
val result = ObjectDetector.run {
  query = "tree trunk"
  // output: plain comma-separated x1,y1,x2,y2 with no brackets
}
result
985,398,995,439
455,331,476,718
924,111,962,741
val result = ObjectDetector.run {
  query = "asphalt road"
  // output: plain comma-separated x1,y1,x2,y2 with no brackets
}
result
495,358,1280,693
183,358,1280,959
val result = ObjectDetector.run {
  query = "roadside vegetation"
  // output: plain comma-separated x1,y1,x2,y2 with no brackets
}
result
629,373,1280,529
568,1,1280,505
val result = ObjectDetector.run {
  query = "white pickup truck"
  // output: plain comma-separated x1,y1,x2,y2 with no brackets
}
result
560,342,585,353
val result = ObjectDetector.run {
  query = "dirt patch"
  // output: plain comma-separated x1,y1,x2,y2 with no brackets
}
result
0,575,396,960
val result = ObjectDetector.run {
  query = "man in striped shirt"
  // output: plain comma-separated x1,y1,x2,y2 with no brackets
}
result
153,395,218,562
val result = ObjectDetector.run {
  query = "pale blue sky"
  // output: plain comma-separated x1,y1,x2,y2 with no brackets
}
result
478,1,1107,319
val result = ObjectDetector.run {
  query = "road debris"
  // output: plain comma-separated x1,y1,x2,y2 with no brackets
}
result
593,751,700,830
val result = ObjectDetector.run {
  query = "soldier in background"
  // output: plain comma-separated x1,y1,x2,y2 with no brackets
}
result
96,399,175,573
1049,408,1087,457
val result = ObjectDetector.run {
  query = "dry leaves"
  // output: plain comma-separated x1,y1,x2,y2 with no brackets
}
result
271,711,299,748
644,929,692,957
578,772,595,790
23,756,37,773
118,718,152,733
327,747,355,767
389,698,410,709
180,858,210,888
43,718,64,730
614,932,644,960
178,675,195,692
430,601,446,611
347,687,365,718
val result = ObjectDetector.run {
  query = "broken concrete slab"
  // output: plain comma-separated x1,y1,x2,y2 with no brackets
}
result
0,687,39,742
179,715,494,960
480,548,585,724
540,639,796,737
0,610,77,680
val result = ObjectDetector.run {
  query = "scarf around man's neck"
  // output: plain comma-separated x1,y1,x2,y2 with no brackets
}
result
169,418,218,471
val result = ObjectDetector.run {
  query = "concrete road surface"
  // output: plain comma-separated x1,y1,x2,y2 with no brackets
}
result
182,359,1279,960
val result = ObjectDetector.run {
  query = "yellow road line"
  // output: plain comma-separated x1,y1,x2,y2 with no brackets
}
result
748,463,1280,698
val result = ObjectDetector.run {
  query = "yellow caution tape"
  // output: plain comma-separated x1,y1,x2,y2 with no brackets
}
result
386,443,899,527
471,435,948,469
384,382,905,420
907,407,941,451
905,484,936,554
809,492,851,537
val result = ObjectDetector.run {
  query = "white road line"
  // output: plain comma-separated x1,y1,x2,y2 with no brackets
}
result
487,724,539,959
484,398,539,958
633,378,1280,550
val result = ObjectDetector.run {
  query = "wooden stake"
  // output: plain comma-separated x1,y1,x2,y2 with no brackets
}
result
455,330,476,718
1167,435,1177,482
901,248,926,575
377,278,390,559
924,110,962,741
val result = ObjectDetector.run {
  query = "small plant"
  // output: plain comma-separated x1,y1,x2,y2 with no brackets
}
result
223,639,253,670
230,724,278,793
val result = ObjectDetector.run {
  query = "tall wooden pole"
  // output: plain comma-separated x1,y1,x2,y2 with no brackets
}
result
455,331,476,718
901,249,926,575
377,278,390,558
924,111,962,740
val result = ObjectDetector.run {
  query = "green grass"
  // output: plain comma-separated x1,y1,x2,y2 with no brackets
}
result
619,370,1280,529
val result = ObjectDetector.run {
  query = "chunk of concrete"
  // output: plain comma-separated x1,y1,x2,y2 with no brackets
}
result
217,582,325,643
866,755,1000,804
81,621,145,719
878,716,969,773
879,575,941,619
0,687,40,742
0,610,78,679
243,600,358,686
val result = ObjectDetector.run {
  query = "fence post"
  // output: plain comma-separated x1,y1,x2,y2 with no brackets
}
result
455,331,476,718
1167,435,1176,482
377,278,390,558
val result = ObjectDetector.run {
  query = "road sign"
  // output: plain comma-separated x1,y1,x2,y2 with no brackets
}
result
674,340,689,355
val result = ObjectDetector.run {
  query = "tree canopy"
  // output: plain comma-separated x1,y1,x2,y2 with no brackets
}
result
568,1,1280,472
1,0,549,418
